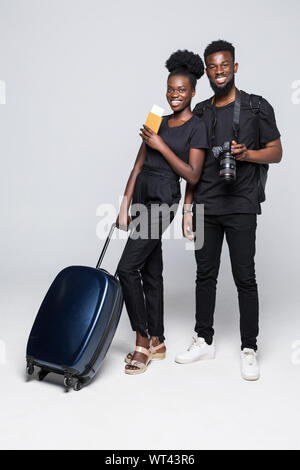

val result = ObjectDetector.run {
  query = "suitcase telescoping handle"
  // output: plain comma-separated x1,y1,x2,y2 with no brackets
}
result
96,223,117,273
96,222,132,277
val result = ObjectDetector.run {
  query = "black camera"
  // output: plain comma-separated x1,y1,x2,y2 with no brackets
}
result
212,141,236,183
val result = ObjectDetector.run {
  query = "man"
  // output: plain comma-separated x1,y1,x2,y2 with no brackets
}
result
175,40,282,380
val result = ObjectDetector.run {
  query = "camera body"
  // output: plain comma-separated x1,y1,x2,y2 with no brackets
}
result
212,141,236,183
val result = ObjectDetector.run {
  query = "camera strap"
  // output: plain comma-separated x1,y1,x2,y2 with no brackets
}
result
211,87,241,146
232,88,241,140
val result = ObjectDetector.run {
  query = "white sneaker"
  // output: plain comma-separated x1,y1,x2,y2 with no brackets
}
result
240,348,260,381
175,336,215,364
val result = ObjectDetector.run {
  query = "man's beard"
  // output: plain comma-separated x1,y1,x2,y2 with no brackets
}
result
209,76,235,97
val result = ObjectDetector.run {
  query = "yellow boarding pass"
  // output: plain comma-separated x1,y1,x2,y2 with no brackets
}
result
145,104,164,133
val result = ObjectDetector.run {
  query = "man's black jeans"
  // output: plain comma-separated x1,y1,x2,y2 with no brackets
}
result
193,212,259,351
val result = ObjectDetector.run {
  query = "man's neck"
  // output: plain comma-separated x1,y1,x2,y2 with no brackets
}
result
215,85,236,107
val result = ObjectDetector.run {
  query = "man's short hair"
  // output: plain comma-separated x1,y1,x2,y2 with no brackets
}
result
204,40,235,63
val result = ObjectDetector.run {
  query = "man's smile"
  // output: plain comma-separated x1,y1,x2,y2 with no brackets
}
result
215,76,227,85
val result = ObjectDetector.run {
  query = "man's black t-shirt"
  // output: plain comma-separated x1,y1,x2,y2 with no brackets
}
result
193,93,281,215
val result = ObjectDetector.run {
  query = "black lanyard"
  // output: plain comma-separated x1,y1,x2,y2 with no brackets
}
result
211,88,241,146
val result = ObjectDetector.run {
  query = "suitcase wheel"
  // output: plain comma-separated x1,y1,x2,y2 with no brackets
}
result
26,365,34,376
63,376,74,388
63,376,83,391
38,369,49,382
73,380,83,392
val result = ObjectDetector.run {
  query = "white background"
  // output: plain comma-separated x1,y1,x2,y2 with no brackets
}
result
0,0,300,450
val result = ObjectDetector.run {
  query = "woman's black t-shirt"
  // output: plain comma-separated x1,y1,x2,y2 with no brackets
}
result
143,114,208,176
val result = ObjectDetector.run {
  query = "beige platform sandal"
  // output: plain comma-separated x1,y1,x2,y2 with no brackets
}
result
124,346,152,375
149,340,166,360
124,341,166,364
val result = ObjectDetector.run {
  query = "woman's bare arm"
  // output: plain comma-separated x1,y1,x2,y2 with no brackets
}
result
117,142,146,229
141,125,205,184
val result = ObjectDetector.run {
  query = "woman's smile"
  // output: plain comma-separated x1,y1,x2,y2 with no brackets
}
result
170,99,183,107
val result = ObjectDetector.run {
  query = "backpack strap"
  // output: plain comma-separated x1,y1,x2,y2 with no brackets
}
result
250,94,262,114
193,97,213,117
239,90,262,114
240,90,262,113
242,91,268,203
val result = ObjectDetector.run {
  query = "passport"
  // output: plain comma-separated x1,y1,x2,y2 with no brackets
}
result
145,104,164,133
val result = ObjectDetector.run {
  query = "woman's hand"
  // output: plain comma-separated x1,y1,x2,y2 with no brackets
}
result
140,125,165,153
182,213,194,241
116,212,132,231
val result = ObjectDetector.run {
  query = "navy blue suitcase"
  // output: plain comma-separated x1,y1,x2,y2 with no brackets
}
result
26,223,124,391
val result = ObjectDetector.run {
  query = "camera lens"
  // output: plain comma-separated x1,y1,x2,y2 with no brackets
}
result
219,152,236,183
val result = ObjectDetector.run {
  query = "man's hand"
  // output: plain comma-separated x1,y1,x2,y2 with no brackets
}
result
140,125,165,153
182,213,194,241
231,140,249,161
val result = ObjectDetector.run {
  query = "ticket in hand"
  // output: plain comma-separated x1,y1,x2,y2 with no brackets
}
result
145,104,164,133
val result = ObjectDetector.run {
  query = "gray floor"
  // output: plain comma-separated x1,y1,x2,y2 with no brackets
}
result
1,274,299,450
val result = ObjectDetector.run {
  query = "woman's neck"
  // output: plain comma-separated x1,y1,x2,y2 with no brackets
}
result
170,107,192,123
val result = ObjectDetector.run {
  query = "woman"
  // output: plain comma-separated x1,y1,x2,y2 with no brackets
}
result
117,50,208,374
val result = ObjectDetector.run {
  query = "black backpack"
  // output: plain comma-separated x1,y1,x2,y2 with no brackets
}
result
193,91,268,203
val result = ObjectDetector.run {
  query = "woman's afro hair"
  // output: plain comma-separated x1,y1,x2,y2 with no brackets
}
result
165,49,205,82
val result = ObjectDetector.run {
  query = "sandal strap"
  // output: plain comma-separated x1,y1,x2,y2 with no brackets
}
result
149,342,165,353
130,360,147,370
134,346,150,357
